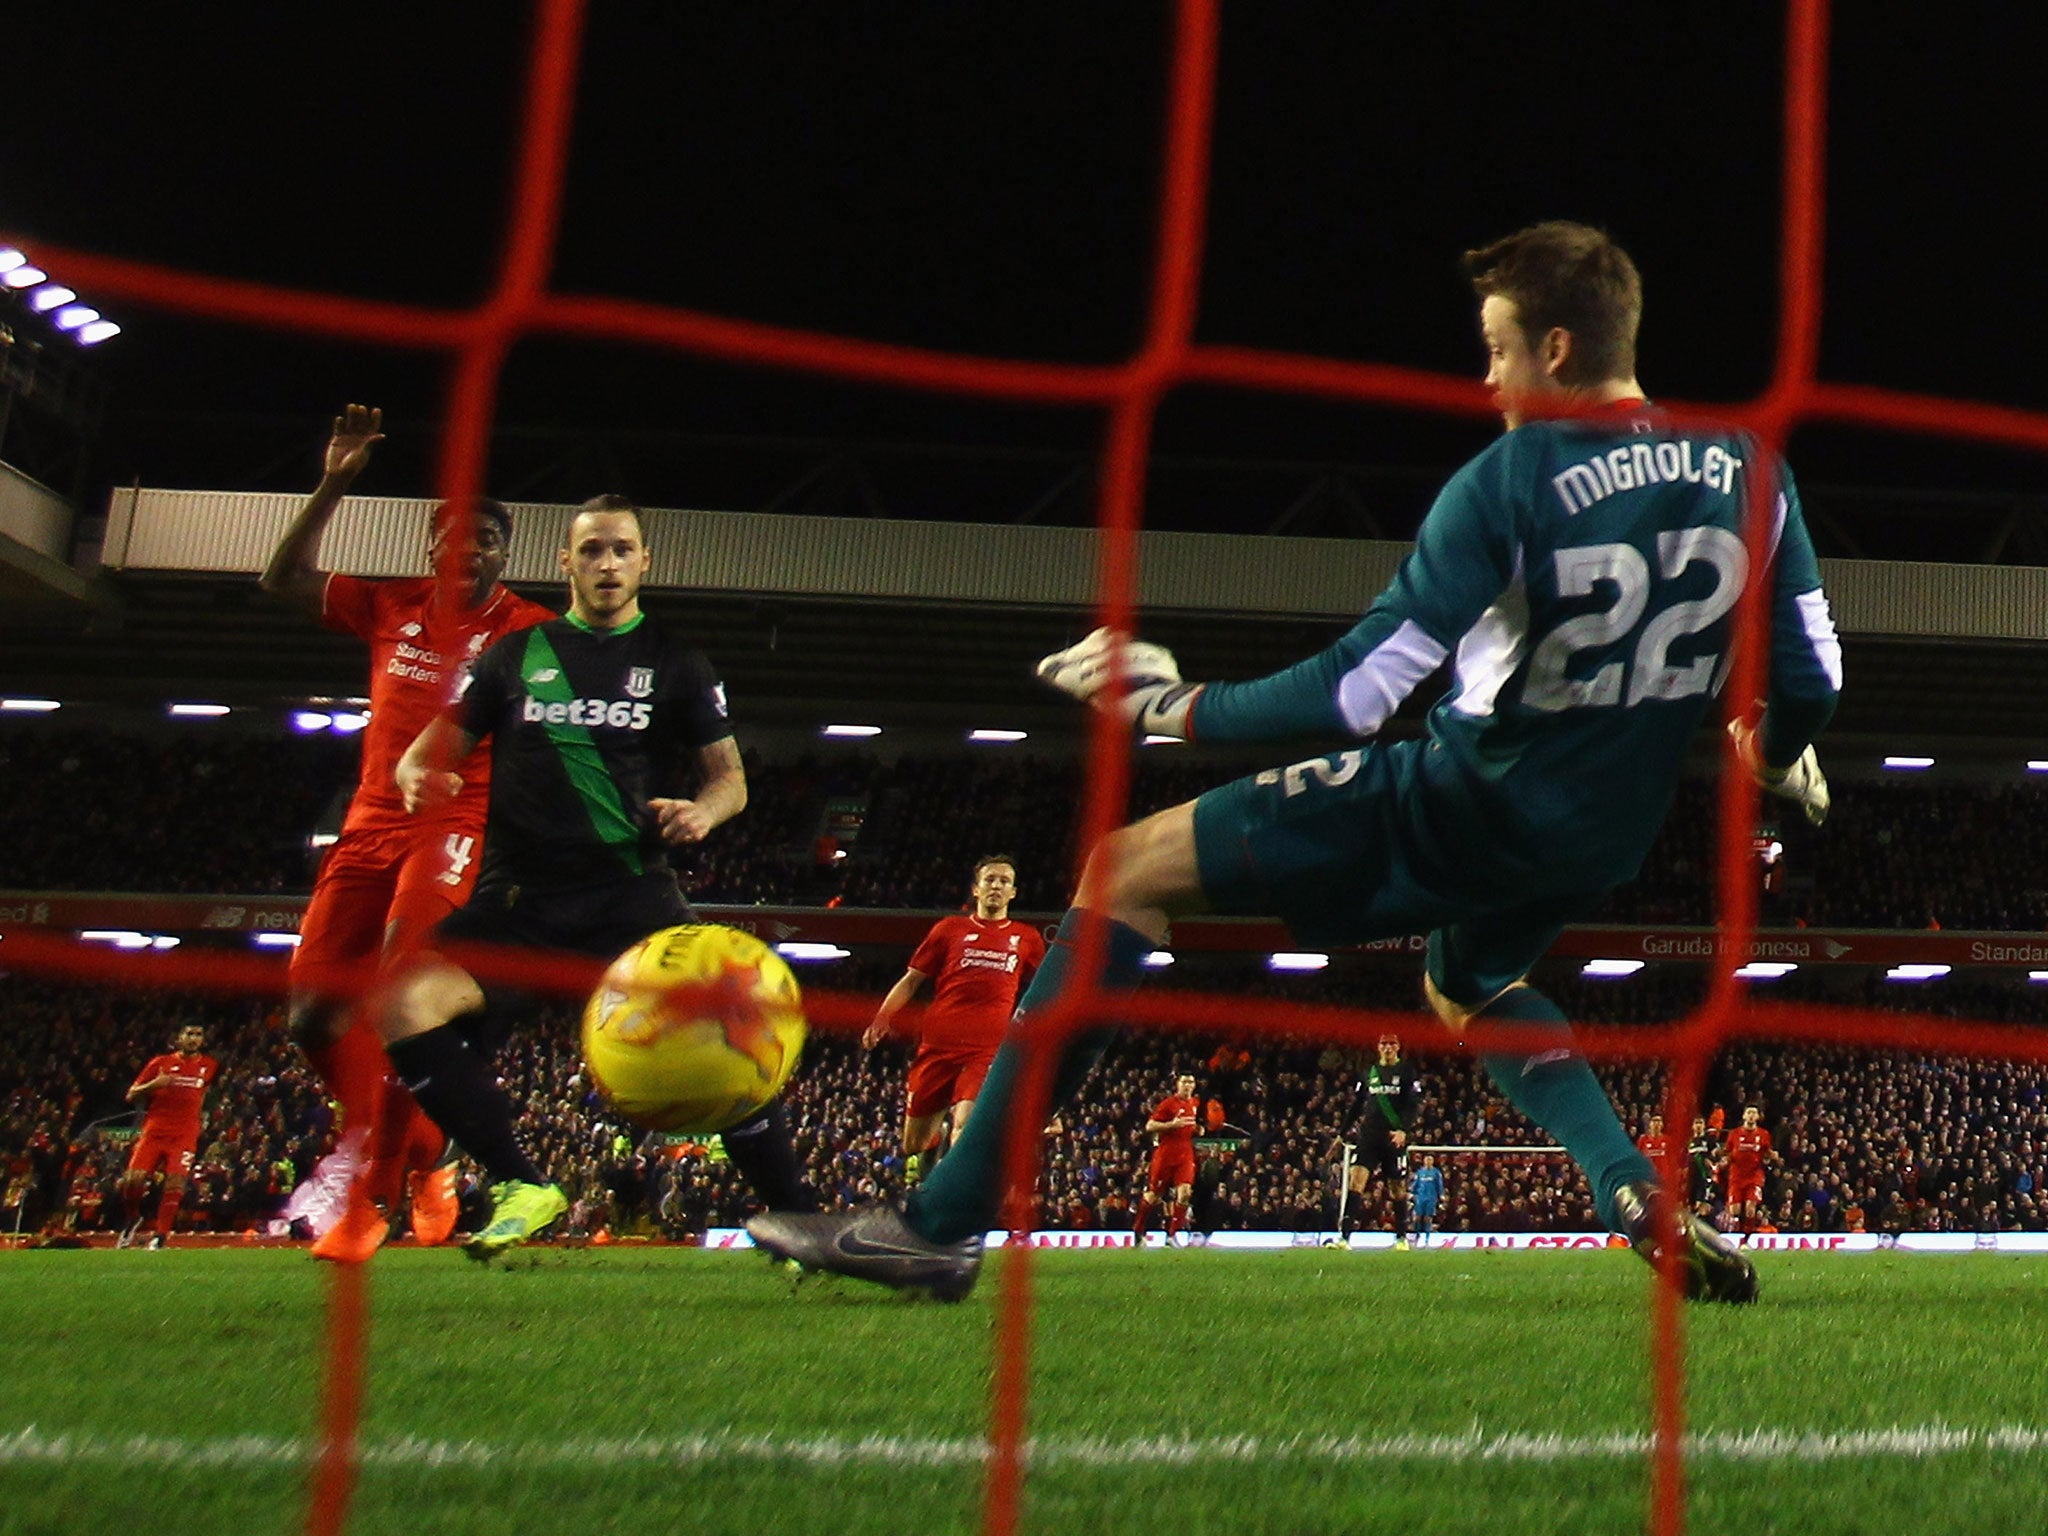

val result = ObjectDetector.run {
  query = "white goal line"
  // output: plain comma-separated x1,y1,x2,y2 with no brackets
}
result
2,1424,2043,1471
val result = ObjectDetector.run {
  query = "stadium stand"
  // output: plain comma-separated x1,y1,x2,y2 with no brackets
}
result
9,966,2046,1243
5,722,2047,930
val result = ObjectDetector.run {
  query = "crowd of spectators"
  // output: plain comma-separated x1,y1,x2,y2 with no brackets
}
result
6,720,2048,1242
7,965,2047,1243
7,721,2046,932
0,727,344,895
0,981,333,1238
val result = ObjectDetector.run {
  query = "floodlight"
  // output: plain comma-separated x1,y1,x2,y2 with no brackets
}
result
1267,952,1330,972
1884,964,1950,982
776,942,850,962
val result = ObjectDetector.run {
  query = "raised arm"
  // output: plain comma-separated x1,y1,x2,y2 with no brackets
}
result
1039,451,1517,745
259,404,385,614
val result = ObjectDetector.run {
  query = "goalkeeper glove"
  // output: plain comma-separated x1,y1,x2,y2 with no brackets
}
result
1035,626,1203,740
1727,717,1830,827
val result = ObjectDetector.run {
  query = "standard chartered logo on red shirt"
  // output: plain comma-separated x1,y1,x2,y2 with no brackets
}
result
522,696,653,729
959,946,1019,973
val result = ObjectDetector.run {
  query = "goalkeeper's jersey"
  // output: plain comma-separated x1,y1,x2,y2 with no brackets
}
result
451,612,733,890
1190,402,1841,899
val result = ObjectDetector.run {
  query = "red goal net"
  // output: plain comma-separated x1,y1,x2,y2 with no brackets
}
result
9,4,2048,1535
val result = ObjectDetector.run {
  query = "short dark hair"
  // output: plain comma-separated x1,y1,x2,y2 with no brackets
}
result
567,493,644,541
431,496,512,541
1463,221,1641,387
972,853,1017,881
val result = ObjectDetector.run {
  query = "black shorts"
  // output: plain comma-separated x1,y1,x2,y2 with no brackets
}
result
433,871,695,1052
1353,1133,1405,1182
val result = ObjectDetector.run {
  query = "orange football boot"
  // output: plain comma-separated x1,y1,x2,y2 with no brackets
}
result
311,1188,391,1265
409,1165,459,1247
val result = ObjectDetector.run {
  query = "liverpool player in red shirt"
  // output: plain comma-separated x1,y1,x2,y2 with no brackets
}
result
1723,1104,1775,1231
863,857,1045,1183
119,1024,219,1248
261,404,552,1262
1637,1114,1670,1165
1135,1072,1202,1242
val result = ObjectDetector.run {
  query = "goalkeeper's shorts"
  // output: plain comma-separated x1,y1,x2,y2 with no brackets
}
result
1192,739,1605,1009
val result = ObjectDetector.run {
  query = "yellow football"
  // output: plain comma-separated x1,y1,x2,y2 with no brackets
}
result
580,924,806,1133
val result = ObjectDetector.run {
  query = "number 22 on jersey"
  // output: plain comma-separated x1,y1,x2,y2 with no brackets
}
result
1522,526,1748,712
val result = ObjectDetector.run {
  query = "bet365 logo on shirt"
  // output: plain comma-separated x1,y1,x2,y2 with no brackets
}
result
522,696,653,729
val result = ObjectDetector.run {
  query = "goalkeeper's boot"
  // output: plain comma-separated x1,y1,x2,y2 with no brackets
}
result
463,1180,568,1261
903,1153,923,1187
1614,1181,1758,1304
746,1204,982,1302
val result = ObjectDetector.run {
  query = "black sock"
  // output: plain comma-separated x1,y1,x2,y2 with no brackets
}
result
386,1027,544,1187
722,1100,816,1213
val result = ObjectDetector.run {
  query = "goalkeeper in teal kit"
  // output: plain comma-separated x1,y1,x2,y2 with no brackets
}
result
752,221,1841,1303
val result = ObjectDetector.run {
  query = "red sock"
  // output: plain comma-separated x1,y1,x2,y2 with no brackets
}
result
364,1075,445,1206
303,1020,385,1141
154,1185,183,1236
123,1185,145,1227
1132,1203,1150,1237
1168,1203,1188,1237
401,1093,448,1172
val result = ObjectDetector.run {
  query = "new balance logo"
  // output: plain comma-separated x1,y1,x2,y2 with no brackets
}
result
527,668,561,683
399,622,422,637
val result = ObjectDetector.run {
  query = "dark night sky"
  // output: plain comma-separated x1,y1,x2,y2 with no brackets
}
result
9,4,2048,546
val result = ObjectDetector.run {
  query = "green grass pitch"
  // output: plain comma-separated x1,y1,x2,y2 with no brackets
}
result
3,1247,2045,1536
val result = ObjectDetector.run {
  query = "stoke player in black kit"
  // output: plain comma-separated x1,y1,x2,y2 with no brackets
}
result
1341,1033,1422,1245
380,494,814,1256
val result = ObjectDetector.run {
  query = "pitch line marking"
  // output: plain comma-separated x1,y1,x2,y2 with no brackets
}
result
2,1425,2045,1471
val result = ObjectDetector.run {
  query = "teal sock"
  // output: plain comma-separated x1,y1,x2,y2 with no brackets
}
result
905,908,1152,1243
1474,986,1654,1232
